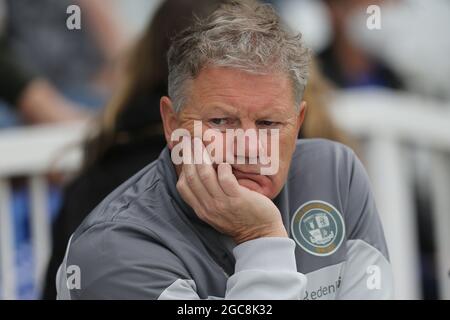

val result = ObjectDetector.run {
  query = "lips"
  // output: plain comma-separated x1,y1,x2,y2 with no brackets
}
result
230,165,261,175
231,166,266,184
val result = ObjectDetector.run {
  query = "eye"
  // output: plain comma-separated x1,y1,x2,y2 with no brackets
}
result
209,118,228,126
257,120,280,127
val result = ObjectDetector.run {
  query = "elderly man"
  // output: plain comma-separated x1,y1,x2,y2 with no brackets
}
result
57,0,393,300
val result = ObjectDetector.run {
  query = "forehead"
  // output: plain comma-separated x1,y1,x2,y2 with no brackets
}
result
187,66,295,114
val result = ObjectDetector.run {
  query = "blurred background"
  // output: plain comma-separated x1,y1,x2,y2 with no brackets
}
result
0,0,449,300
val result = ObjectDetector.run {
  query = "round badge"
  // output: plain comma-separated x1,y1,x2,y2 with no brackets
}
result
291,200,345,257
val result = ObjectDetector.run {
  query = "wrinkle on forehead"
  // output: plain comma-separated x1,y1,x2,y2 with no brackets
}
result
184,66,297,117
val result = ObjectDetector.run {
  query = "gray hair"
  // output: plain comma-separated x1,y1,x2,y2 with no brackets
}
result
167,0,311,113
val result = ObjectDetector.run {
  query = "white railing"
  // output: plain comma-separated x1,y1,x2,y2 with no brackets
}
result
330,89,450,300
0,122,87,299
0,90,449,300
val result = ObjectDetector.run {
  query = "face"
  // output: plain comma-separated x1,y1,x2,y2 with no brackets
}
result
160,66,306,199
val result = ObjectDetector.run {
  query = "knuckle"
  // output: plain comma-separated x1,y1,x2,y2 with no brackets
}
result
202,201,213,215
198,170,211,184
214,199,227,213
176,179,185,191
196,208,207,221
185,172,196,185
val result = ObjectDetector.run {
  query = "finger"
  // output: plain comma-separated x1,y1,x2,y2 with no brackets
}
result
193,137,225,198
182,141,211,204
217,163,241,197
176,170,203,215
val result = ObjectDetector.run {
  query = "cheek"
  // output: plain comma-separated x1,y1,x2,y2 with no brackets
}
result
266,134,296,196
276,131,297,162
269,171,287,194
256,174,287,199
237,176,276,198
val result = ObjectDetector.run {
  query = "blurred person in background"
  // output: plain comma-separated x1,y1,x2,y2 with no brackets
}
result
300,58,353,147
319,0,447,299
0,0,91,299
277,0,449,299
42,0,222,300
0,0,126,299
0,0,87,125
0,36,88,124
43,0,352,299
347,0,450,298
339,0,450,100
318,0,403,89
3,0,127,117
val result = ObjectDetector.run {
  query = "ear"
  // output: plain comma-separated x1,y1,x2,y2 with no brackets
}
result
296,101,307,133
160,96,178,149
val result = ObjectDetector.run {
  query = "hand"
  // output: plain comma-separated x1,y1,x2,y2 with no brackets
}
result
176,138,287,244
18,79,91,124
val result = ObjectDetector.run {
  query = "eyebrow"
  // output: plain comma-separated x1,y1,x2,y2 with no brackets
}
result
257,107,292,118
202,103,293,119
202,104,239,116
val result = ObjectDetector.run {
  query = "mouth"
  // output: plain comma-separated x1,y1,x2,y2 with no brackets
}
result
231,165,261,175
231,167,271,194
231,166,265,183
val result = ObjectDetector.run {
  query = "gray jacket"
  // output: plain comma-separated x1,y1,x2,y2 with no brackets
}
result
57,139,394,300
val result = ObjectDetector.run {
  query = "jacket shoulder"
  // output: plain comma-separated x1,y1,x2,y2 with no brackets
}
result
290,138,356,177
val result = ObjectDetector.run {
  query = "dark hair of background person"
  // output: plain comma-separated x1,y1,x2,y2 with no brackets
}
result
83,0,224,168
300,57,353,146
42,0,352,299
318,0,403,89
42,0,224,299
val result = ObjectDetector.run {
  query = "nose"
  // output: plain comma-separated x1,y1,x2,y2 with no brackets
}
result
231,123,265,164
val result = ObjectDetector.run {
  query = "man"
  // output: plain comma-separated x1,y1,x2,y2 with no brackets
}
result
57,0,393,299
